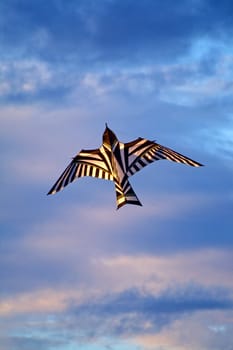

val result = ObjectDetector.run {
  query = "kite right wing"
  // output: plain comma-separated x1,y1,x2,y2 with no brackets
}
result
47,148,113,195
123,138,203,177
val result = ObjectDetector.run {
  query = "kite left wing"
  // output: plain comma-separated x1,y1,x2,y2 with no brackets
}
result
47,148,113,195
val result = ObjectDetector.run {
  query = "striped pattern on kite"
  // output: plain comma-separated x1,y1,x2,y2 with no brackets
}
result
48,124,203,209
48,161,114,195
126,142,202,176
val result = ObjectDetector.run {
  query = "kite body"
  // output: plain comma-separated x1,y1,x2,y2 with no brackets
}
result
47,125,203,209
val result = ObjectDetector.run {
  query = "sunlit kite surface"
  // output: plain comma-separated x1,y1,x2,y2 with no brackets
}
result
48,125,203,209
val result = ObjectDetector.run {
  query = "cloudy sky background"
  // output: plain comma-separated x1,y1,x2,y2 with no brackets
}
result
1,1,233,349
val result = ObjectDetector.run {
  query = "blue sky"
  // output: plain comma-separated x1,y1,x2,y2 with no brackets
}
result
0,0,233,349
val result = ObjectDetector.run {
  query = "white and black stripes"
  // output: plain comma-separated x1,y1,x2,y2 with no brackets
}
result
114,177,142,209
47,125,203,208
125,140,202,177
47,155,114,195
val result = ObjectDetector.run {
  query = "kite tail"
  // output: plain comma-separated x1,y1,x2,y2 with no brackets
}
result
114,178,142,209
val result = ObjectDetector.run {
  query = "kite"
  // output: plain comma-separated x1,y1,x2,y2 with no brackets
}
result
47,124,203,209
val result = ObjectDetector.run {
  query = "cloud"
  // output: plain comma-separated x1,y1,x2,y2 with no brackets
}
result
1,0,233,66
0,59,74,104
76,284,233,315
197,119,233,163
0,289,82,316
99,249,233,292
1,0,233,111
133,310,233,350
1,2,233,350
65,284,233,340
1,247,233,316
1,284,232,349
3,283,231,349
1,182,232,295
0,336,51,350
158,53,233,106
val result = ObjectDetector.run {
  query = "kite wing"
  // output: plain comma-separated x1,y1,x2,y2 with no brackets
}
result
123,138,203,177
47,148,113,195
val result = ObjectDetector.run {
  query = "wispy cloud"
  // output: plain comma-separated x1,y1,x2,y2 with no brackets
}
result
1,283,232,349
1,1,233,349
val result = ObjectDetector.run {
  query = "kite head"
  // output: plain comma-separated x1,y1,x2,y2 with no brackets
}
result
103,124,118,151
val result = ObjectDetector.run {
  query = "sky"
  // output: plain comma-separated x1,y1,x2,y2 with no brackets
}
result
0,0,233,349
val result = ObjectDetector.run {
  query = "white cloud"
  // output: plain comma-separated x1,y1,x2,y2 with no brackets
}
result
132,310,233,350
0,59,52,97
198,122,233,163
99,249,233,294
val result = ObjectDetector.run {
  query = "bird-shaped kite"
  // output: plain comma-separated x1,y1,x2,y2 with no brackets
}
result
47,124,203,209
